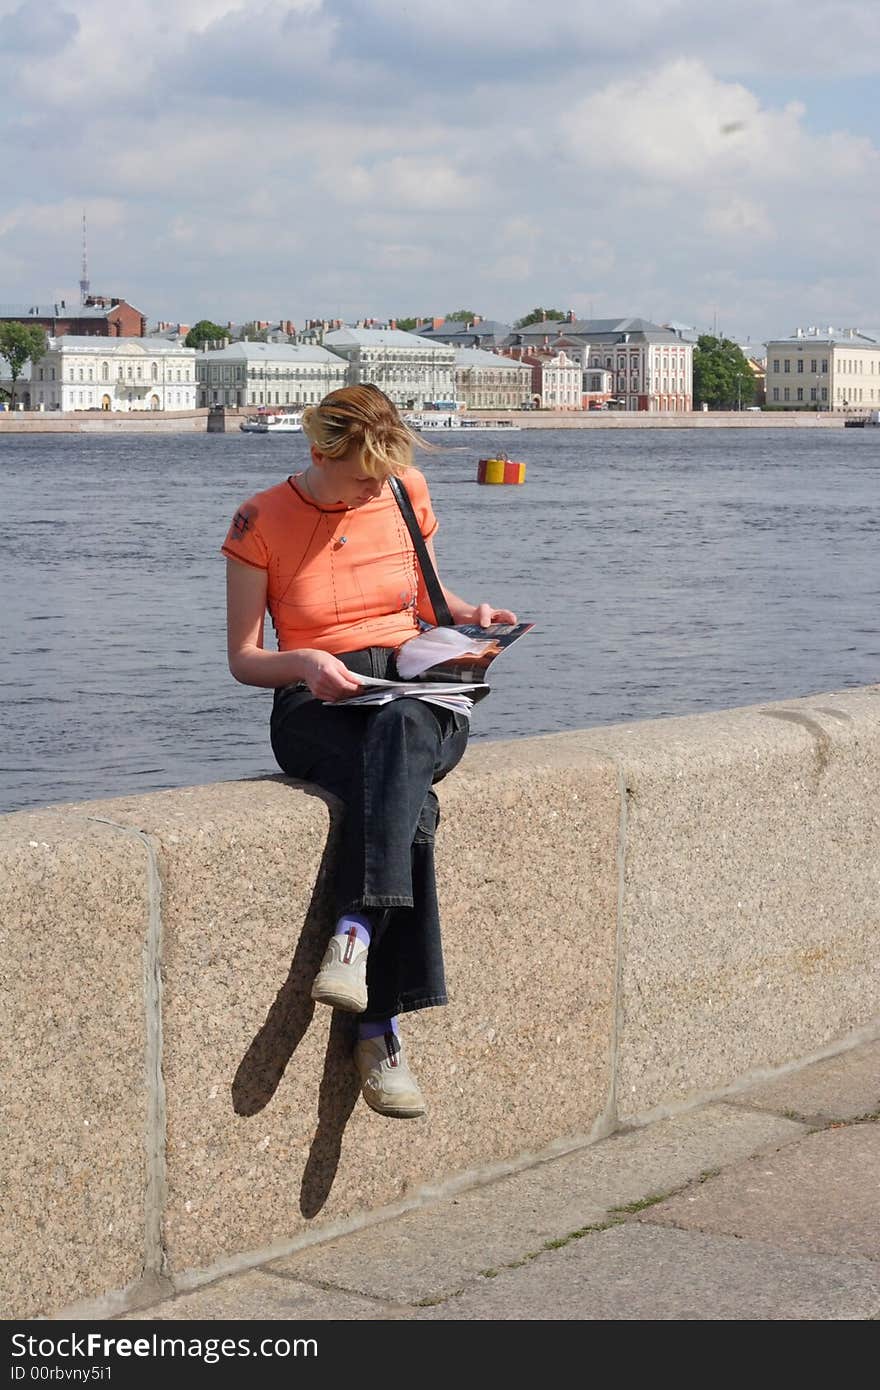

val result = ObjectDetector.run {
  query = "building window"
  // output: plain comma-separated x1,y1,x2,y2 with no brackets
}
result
152,363,158,381
797,387,803,401
773,359,780,372
784,360,791,373
821,359,828,372
810,359,817,373
773,387,779,401
797,359,804,373
784,386,790,401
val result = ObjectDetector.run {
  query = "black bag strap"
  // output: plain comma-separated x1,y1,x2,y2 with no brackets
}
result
388,474,454,627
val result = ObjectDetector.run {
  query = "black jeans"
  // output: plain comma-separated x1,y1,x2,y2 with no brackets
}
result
270,647,470,1020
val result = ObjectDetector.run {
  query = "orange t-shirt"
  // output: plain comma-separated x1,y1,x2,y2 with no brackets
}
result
221,468,439,654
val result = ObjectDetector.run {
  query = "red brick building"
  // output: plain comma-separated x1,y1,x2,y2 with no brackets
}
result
0,295,146,337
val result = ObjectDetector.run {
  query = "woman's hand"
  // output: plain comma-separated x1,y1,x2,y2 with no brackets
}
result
299,650,365,701
467,603,518,627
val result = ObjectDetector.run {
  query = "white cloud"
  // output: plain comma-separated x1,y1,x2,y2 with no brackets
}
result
319,156,483,210
1,2,879,338
703,197,774,241
563,59,876,187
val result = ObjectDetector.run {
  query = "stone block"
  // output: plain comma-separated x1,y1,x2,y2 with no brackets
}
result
645,1122,880,1258
558,686,880,1118
67,755,619,1278
0,812,149,1317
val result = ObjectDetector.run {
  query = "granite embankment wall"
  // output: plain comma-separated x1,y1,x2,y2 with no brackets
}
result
0,409,210,434
0,407,856,434
3,685,880,1318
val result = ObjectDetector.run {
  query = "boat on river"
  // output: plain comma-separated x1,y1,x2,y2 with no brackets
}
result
844,410,880,429
404,411,521,432
240,411,303,434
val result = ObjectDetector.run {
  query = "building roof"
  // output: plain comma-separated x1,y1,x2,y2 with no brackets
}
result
503,316,685,348
418,319,512,343
505,318,568,339
1,303,105,319
568,317,684,344
455,346,531,369
767,327,880,347
46,336,195,355
0,299,142,320
325,327,452,350
195,342,345,364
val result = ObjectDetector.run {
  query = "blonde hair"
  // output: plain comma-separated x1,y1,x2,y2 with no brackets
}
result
301,384,425,479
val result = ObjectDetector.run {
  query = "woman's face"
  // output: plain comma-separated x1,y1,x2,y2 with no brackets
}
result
310,445,388,508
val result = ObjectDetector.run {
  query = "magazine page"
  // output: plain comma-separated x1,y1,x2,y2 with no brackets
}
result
333,689,477,717
394,620,534,682
344,674,490,698
327,671,491,713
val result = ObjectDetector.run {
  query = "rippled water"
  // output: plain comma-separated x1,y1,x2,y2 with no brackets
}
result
2,427,878,812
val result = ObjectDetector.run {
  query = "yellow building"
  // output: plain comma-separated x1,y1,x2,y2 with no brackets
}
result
764,328,880,412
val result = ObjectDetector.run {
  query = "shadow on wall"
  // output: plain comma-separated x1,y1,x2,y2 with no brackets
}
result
229,785,360,1218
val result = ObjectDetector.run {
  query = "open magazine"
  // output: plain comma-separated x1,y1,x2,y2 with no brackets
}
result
327,621,534,717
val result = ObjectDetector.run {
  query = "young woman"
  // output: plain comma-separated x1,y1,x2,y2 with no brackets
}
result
222,385,515,1119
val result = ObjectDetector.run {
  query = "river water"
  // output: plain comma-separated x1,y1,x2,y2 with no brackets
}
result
2,426,878,813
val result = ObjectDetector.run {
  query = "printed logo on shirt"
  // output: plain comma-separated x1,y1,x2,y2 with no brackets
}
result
230,508,253,539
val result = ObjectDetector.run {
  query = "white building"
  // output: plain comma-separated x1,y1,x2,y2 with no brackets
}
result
31,337,197,412
536,350,582,410
577,321,692,412
196,342,347,409
323,328,456,409
764,327,880,411
511,317,693,411
454,347,532,410
503,348,584,410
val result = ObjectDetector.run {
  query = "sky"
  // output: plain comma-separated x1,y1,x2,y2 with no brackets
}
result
2,0,879,344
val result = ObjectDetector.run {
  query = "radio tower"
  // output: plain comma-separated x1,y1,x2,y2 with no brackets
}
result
79,210,90,305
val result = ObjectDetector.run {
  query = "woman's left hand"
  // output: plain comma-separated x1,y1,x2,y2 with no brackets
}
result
469,603,517,627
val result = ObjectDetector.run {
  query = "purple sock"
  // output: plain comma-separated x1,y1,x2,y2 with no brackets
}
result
333,912,372,949
358,1016,399,1041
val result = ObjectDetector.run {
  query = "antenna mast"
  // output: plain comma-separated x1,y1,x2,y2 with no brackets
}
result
79,211,90,305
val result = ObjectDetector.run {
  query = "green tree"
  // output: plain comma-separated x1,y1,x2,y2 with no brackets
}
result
513,307,566,329
395,317,419,332
692,335,756,410
0,322,47,411
184,319,228,349
444,308,478,323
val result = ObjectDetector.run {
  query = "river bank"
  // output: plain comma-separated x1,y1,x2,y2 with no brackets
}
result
0,406,855,434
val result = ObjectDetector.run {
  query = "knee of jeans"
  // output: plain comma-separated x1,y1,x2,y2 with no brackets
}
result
415,788,440,842
380,697,438,741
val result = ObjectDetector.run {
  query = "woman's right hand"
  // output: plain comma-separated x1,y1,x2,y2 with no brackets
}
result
299,650,365,701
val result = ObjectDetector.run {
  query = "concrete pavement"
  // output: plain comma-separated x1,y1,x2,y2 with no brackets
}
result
117,1035,880,1322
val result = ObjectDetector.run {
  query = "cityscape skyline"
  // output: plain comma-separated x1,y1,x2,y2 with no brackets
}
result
2,1,878,343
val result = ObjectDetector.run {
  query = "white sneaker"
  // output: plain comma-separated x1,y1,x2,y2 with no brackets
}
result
311,929,368,1013
354,1032,426,1119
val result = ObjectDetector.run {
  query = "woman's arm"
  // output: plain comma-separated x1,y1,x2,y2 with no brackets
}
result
225,558,363,699
424,540,517,626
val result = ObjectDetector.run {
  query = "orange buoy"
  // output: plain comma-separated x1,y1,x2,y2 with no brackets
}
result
477,453,526,485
